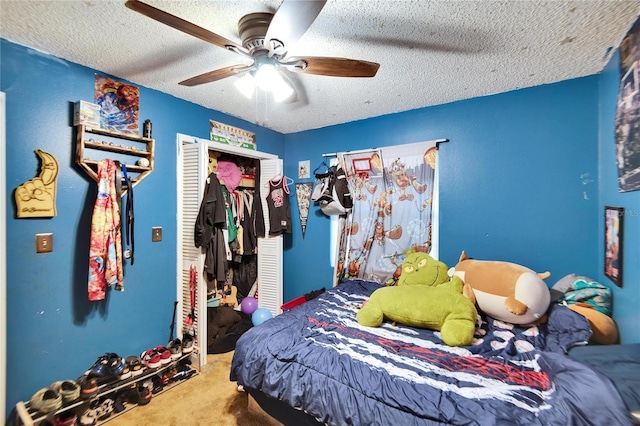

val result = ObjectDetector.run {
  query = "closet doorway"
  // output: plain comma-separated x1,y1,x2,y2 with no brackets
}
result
176,134,282,367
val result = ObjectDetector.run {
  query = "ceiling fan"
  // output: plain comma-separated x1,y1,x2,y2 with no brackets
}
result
125,0,380,97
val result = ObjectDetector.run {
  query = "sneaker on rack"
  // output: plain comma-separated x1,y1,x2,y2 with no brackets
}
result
54,411,77,426
136,384,152,406
86,353,125,379
181,334,194,354
166,338,182,360
29,388,62,414
154,346,172,365
50,380,80,404
78,406,98,426
77,376,99,400
96,397,114,421
140,349,161,369
107,355,127,377
113,394,127,414
86,354,111,378
125,355,144,377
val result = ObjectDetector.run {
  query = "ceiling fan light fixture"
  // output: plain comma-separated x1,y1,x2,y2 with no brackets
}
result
272,77,294,103
255,63,280,90
234,73,256,99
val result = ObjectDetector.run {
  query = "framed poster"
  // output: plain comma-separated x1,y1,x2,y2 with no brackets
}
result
298,160,310,179
604,206,624,287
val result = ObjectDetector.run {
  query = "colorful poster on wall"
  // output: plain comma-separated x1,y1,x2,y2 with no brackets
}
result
94,75,140,135
614,17,640,192
296,183,313,238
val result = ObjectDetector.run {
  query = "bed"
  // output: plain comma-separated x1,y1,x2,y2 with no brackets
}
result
230,279,638,425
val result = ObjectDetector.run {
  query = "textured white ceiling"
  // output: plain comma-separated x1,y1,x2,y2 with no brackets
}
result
1,0,639,134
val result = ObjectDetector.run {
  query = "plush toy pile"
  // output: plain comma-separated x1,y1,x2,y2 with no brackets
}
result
357,252,477,347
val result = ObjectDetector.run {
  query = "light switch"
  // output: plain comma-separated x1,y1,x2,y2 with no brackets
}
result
152,227,162,242
36,233,53,253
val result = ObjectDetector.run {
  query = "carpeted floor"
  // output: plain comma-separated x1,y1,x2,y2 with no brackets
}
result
110,351,274,426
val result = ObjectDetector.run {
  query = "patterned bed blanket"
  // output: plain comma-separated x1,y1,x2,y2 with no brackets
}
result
231,280,634,425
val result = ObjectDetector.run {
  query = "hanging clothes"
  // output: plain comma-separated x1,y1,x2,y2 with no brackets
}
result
88,159,124,301
194,173,228,283
239,190,257,255
251,162,266,238
266,176,292,235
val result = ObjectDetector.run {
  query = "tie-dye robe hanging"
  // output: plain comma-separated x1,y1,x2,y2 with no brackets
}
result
88,159,124,301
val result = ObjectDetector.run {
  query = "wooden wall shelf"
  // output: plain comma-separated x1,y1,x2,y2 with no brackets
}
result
75,125,155,195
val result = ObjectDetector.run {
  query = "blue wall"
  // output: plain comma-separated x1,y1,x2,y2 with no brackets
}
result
283,78,602,301
3,35,640,420
597,50,640,344
1,39,285,419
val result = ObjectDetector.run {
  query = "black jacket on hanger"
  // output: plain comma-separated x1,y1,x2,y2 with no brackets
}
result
194,173,228,283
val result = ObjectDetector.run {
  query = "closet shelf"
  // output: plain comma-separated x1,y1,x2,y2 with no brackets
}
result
75,124,155,196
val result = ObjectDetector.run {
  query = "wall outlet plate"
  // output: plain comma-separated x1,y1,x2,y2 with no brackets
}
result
36,233,53,253
152,227,162,242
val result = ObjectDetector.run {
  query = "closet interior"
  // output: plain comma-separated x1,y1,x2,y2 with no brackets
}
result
177,134,282,368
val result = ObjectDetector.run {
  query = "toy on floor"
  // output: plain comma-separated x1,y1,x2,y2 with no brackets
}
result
220,284,238,308
452,251,551,325
357,251,477,347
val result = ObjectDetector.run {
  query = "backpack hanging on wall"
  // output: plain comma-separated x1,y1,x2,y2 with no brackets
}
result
319,165,352,216
311,169,333,203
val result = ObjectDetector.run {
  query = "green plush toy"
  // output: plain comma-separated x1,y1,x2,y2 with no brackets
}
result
357,252,477,347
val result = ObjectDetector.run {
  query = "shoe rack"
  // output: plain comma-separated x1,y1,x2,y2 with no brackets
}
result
14,353,196,426
75,124,155,196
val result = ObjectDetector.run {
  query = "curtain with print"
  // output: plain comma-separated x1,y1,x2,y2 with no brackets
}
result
335,142,438,285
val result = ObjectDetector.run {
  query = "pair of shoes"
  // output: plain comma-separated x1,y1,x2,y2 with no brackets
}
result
140,349,162,369
171,365,196,381
154,346,172,365
87,353,126,379
139,384,153,405
129,384,152,406
78,397,112,426
77,375,98,400
141,346,171,368
29,388,62,413
125,355,144,377
167,338,182,360
50,380,80,404
95,397,114,420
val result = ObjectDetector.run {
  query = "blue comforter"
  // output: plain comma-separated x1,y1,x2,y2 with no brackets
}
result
231,280,633,425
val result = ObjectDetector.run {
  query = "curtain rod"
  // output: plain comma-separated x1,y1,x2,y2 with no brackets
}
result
322,138,450,157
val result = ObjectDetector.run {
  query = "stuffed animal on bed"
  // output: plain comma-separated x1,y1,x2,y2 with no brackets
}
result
357,252,477,347
452,251,551,325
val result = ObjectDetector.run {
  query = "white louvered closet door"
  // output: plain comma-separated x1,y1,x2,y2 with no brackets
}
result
257,159,284,318
177,141,208,367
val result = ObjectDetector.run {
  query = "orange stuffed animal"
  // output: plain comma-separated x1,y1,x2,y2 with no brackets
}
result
453,251,551,325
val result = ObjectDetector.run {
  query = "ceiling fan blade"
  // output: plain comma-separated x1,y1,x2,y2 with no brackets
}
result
125,0,248,55
265,0,326,53
179,64,253,87
285,57,380,78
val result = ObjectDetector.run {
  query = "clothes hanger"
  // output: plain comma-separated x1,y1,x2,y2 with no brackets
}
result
313,160,331,175
264,175,295,187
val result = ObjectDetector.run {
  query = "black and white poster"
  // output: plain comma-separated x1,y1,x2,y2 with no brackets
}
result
615,17,640,192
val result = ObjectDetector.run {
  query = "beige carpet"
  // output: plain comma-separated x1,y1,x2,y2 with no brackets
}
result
110,351,275,426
